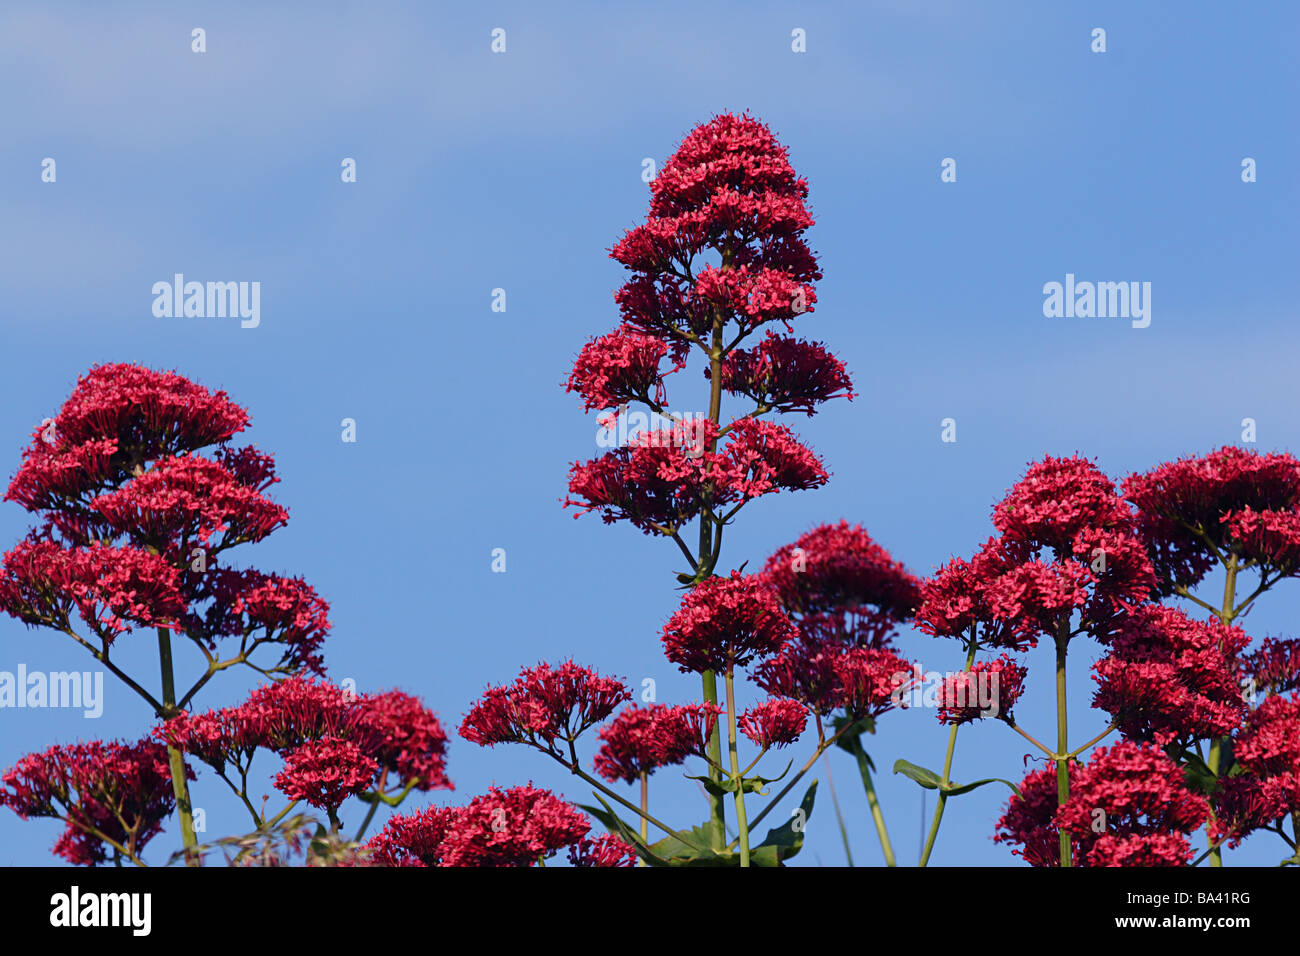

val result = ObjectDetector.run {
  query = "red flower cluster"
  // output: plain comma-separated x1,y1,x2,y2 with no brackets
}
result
90,454,288,549
5,363,250,519
1092,606,1248,746
159,676,453,802
1211,690,1300,848
661,573,794,674
738,699,808,749
367,785,592,867
753,634,912,719
918,458,1155,649
996,742,1208,866
1123,446,1300,593
565,419,826,536
717,332,854,416
1,738,184,865
184,568,331,677
762,521,920,647
593,702,720,783
0,538,186,640
1242,637,1300,697
459,661,631,749
936,656,1027,725
611,113,820,343
567,833,638,867
567,325,687,412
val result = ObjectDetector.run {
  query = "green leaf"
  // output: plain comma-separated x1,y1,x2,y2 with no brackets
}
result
740,759,793,795
943,777,1021,798
750,779,818,867
577,797,669,867
1177,751,1222,795
685,774,736,796
832,715,875,755
893,759,944,790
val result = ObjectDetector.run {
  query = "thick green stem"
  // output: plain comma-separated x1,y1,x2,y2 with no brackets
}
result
1207,554,1240,867
638,772,649,867
1054,630,1072,867
851,736,895,866
158,627,198,866
724,671,751,866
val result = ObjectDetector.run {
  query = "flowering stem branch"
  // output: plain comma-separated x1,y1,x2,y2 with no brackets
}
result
743,718,856,836
724,671,751,866
1065,722,1117,760
919,632,979,866
1054,627,1072,867
157,625,199,866
1009,722,1056,758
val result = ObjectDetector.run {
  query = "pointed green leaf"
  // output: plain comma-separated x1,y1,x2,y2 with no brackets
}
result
893,759,944,790
943,777,1021,798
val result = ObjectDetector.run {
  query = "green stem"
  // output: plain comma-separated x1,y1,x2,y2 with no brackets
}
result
1054,628,1072,868
724,671,751,867
851,736,895,866
918,631,980,866
638,772,649,868
1208,553,1240,867
157,626,198,866
823,754,854,867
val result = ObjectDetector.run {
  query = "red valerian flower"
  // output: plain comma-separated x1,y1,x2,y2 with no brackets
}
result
459,661,631,749
567,833,638,867
717,332,854,416
358,690,453,792
160,676,454,792
1056,741,1209,867
719,419,828,500
1123,446,1300,593
611,114,821,344
762,521,920,647
0,738,186,866
1242,637,1300,697
993,766,1070,868
993,455,1135,555
982,559,1092,648
183,568,331,677
997,743,1209,867
1209,694,1300,847
1223,507,1300,572
567,325,688,412
366,785,591,867
90,454,288,549
738,699,808,749
661,572,794,674
563,420,726,535
5,363,250,515
915,541,1009,643
1092,606,1249,746
752,634,913,719
0,538,186,641
937,656,1027,725
274,736,377,812
594,703,714,784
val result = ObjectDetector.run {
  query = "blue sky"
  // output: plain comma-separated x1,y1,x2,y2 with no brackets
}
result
1,0,1298,866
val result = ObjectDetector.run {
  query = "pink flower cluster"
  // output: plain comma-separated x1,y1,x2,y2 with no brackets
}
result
593,702,723,783
661,572,794,674
936,656,1027,726
366,785,621,867
1,738,184,865
159,676,452,811
738,699,808,749
753,634,912,719
459,660,631,749
996,741,1209,867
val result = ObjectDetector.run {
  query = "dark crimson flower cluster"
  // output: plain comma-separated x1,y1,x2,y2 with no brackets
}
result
661,572,794,674
0,738,185,865
936,655,1027,726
